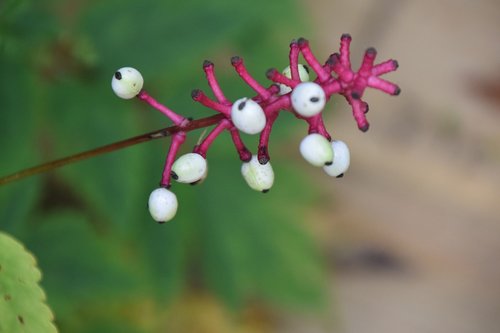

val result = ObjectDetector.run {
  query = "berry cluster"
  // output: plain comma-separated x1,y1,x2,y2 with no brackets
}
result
111,35,400,223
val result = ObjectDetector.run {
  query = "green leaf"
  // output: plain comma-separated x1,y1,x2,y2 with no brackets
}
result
0,232,58,333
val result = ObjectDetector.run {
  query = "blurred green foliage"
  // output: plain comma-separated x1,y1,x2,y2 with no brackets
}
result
0,0,328,331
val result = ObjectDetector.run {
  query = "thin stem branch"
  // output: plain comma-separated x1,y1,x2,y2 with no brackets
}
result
0,114,224,187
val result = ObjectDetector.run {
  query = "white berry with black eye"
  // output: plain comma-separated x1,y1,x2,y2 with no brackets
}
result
291,82,326,117
148,188,178,223
279,64,310,95
171,153,207,184
231,98,266,135
111,67,144,99
324,140,350,177
241,155,274,193
299,133,333,167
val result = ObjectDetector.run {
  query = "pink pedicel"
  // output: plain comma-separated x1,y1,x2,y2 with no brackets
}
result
160,132,186,187
137,90,189,127
146,35,398,186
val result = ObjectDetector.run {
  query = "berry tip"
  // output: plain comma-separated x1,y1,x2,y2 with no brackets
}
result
191,89,201,100
230,56,242,65
297,37,308,47
359,123,370,132
341,33,352,41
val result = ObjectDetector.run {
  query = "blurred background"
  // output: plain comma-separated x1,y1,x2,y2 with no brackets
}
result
1,0,499,332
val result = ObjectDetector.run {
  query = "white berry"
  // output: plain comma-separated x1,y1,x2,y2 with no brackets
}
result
291,82,326,117
231,98,266,135
279,64,310,95
299,133,333,167
111,67,144,99
148,188,178,223
171,153,208,184
323,140,350,177
241,155,274,192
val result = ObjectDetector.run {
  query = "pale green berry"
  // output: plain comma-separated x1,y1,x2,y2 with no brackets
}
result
323,140,350,177
148,188,178,223
171,153,207,184
299,133,333,167
279,64,310,95
231,98,266,135
291,82,326,117
111,67,144,99
241,155,274,192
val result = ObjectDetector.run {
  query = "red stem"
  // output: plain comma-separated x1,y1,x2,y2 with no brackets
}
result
161,132,186,187
137,90,188,126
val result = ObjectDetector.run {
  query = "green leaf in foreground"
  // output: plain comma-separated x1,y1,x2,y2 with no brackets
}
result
0,232,58,333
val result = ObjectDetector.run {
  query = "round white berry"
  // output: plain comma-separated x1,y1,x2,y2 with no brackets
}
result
279,64,310,95
231,98,266,135
291,82,326,117
323,140,350,177
148,188,178,223
171,153,208,184
241,155,274,192
299,133,333,167
111,67,144,99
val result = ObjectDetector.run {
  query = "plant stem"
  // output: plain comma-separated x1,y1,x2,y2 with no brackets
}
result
0,114,224,187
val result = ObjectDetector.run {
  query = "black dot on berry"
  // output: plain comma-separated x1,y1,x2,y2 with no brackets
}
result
262,189,270,193
325,161,333,166
310,97,320,103
238,101,246,111
157,221,166,224
114,71,122,80
336,173,344,178
170,171,179,180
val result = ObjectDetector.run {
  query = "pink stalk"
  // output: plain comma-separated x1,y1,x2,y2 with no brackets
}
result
193,119,231,158
351,48,377,99
137,90,188,127
368,77,401,95
264,94,292,115
297,38,331,83
289,40,301,81
161,132,186,187
306,114,331,140
253,84,280,104
339,34,352,69
372,59,399,76
266,68,298,89
323,79,343,96
345,94,369,132
203,60,230,105
191,89,231,116
327,53,354,83
231,56,271,100
229,127,252,162
257,111,280,164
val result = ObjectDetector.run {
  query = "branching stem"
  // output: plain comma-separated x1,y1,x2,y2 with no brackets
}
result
0,114,224,186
